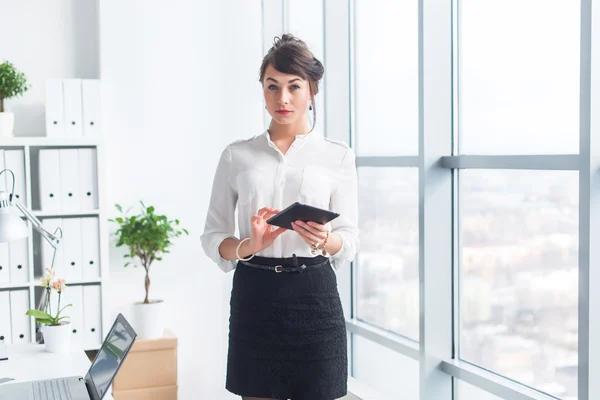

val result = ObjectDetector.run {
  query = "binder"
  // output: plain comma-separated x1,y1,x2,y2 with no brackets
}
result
83,285,102,347
78,149,98,210
9,238,29,284
62,79,83,138
0,243,9,285
0,291,11,344
4,150,27,207
59,149,80,211
40,218,64,278
39,150,62,211
0,150,7,194
60,284,83,348
45,79,65,138
81,80,101,138
81,218,100,280
61,218,83,282
10,289,31,344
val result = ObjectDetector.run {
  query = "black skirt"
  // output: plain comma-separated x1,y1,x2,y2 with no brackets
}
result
226,255,348,400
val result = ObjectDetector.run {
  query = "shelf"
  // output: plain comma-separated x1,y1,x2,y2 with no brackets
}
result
1,279,102,290
32,210,101,218
0,282,31,290
31,279,102,286
0,137,101,148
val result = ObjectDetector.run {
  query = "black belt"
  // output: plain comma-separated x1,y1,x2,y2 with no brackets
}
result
239,254,330,273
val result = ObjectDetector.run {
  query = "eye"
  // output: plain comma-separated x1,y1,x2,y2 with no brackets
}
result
290,85,300,90
268,85,278,90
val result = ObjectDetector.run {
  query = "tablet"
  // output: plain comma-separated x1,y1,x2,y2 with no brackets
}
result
266,202,340,230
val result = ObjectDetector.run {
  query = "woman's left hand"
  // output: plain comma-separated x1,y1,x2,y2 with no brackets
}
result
291,220,331,247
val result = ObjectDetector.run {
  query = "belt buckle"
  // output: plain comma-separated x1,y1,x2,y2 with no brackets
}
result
274,265,283,273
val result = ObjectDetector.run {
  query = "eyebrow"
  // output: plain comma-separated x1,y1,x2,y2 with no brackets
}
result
266,77,303,84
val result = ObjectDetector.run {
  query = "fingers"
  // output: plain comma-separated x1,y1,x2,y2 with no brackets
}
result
257,207,281,220
306,221,330,232
292,221,326,243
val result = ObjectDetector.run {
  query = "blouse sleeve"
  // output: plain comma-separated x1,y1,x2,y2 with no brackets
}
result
329,147,360,270
200,145,238,273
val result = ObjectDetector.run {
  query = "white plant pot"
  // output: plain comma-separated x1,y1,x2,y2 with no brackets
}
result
42,322,72,353
0,112,15,138
132,300,165,339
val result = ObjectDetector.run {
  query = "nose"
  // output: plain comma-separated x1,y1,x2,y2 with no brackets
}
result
278,88,290,105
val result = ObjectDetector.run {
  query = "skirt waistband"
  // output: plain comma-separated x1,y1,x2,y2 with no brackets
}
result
239,255,329,273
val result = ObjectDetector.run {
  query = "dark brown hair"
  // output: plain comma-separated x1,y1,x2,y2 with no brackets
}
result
259,34,324,131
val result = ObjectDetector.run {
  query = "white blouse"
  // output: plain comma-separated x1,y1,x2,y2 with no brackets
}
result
200,129,360,273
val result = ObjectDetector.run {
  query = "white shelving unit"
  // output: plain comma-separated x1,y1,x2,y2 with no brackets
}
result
0,137,109,351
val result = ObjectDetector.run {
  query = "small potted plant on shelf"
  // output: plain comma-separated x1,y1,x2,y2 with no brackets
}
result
0,60,30,138
26,269,72,353
109,201,188,339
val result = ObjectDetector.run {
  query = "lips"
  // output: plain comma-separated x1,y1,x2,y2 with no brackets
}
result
276,110,292,114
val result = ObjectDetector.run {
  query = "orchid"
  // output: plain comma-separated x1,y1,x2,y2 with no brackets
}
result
40,268,55,288
51,278,66,293
25,272,71,326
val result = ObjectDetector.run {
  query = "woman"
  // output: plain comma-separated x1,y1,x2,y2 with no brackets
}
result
201,34,359,400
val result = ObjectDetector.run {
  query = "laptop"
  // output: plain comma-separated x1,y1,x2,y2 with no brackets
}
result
0,313,137,400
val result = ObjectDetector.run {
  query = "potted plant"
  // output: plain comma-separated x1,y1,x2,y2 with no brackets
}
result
109,201,188,339
0,60,30,137
25,269,72,353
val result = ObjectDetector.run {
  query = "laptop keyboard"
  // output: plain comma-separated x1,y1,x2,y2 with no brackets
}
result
30,379,73,400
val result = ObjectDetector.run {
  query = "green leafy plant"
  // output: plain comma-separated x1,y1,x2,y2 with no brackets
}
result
109,201,189,304
25,269,71,326
0,60,30,112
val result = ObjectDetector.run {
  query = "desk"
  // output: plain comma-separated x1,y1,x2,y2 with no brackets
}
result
0,344,113,400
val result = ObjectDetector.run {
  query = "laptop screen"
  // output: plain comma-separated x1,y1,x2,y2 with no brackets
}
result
88,318,135,398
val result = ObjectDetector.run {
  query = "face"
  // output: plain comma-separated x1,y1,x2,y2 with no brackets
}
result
263,64,312,125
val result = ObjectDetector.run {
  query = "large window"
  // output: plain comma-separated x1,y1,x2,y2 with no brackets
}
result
354,0,418,157
457,1,581,398
354,0,420,341
458,0,580,155
459,170,579,398
357,168,419,340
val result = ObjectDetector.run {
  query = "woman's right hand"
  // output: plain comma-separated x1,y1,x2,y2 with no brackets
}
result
248,207,287,253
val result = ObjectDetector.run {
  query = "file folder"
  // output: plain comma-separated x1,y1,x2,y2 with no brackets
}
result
4,150,27,207
39,150,62,211
9,239,29,284
61,284,83,347
9,290,31,344
81,218,100,280
40,218,64,278
45,79,66,138
61,218,83,282
63,79,83,138
0,150,7,194
59,149,80,211
78,149,98,210
0,291,11,344
0,243,9,285
83,285,102,347
82,79,101,138
48,288,59,325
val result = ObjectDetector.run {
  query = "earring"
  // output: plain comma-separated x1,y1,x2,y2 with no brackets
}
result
309,104,313,111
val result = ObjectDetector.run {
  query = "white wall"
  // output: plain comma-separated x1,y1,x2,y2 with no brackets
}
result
0,0,100,137
99,1,264,399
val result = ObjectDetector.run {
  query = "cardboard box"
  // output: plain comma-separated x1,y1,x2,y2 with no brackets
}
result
112,385,178,400
112,329,177,391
